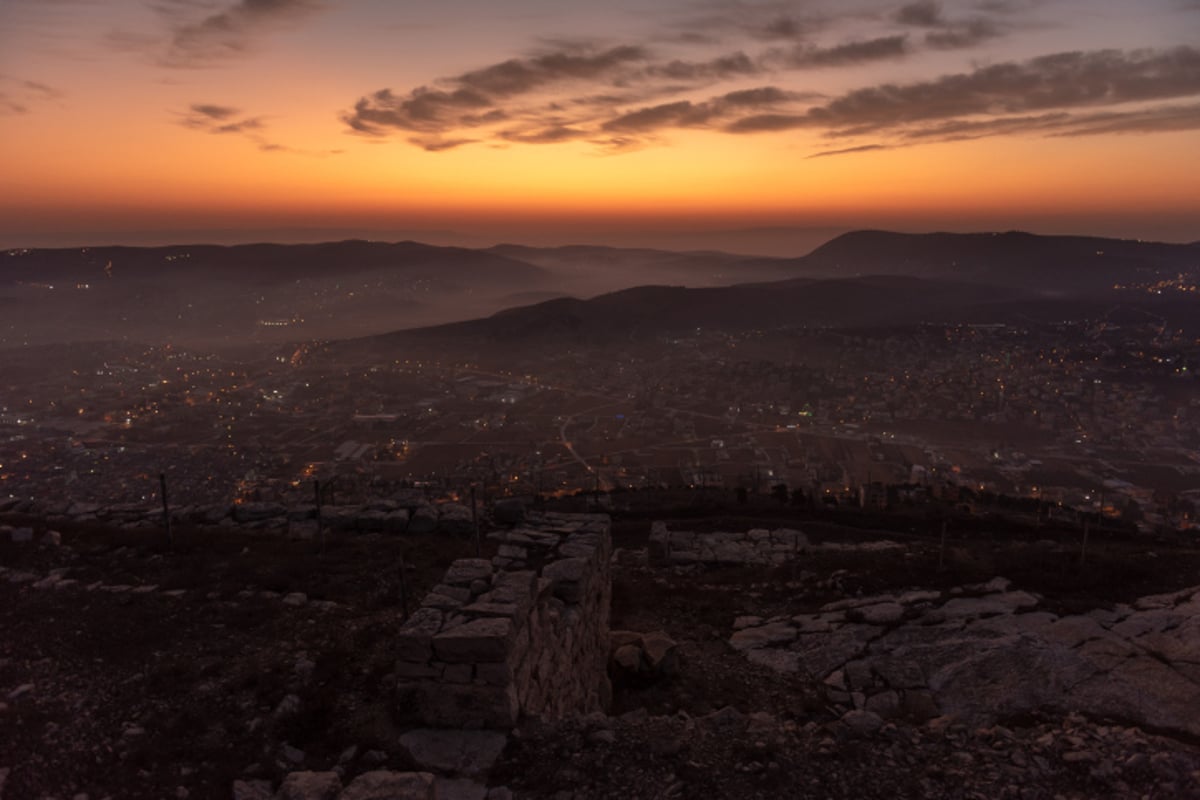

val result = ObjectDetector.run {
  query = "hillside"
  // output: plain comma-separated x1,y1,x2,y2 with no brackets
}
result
780,230,1198,290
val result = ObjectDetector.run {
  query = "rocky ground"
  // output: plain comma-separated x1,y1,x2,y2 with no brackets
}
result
3,509,1200,799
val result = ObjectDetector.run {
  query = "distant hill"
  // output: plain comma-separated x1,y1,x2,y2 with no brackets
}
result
1,240,546,288
321,275,1038,361
485,243,787,292
4,230,1197,349
0,240,550,346
772,230,1197,290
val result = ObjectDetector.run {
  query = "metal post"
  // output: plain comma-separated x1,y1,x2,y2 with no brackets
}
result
398,550,409,618
159,472,172,549
938,519,947,571
471,484,479,557
314,479,324,554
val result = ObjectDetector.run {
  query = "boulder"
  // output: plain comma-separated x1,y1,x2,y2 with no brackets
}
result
338,771,436,800
840,709,884,736
439,503,475,535
397,729,508,777
274,771,341,800
232,779,273,800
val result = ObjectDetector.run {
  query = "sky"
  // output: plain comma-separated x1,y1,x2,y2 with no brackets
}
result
2,0,1199,253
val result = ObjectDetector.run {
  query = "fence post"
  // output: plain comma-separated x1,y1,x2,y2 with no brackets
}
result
314,479,324,554
159,473,172,549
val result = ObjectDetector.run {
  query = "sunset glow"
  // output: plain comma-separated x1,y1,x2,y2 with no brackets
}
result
3,0,1199,250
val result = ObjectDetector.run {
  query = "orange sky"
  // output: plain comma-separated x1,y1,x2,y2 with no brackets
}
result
2,1,1199,253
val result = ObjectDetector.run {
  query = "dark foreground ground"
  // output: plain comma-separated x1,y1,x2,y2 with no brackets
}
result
2,507,1199,799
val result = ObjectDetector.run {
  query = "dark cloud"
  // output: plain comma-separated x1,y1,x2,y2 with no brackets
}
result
726,112,808,133
896,1,945,27
179,101,336,156
643,52,761,82
603,86,799,134
342,46,646,137
603,101,711,133
831,47,1200,131
0,95,27,115
181,104,263,134
408,137,479,152
0,76,62,115
1047,103,1200,137
160,0,324,67
730,46,1200,137
499,126,590,144
785,35,910,68
724,46,1200,156
894,1,1007,50
190,103,239,120
455,46,646,96
343,87,494,135
338,8,1193,157
925,19,1003,49
808,143,892,158
754,16,809,41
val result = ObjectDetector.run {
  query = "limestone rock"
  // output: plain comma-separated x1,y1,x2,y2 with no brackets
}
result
337,771,436,800
439,504,475,535
232,779,273,800
840,709,884,736
729,622,797,652
398,729,508,777
433,617,514,663
275,772,341,800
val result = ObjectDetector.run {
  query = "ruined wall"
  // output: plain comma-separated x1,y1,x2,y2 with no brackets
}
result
395,512,611,729
649,521,904,567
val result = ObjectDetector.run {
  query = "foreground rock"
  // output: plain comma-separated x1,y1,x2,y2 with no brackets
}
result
731,580,1200,738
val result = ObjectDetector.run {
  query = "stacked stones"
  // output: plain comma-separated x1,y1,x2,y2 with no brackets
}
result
396,512,612,729
0,496,476,538
650,521,809,566
650,521,904,567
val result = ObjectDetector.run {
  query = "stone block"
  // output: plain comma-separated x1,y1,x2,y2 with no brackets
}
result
431,584,472,603
433,617,514,663
397,607,445,662
439,503,475,535
395,661,443,680
274,771,342,800
423,593,465,612
399,729,508,777
338,771,436,800
443,559,494,587
474,661,512,686
416,682,518,729
384,509,410,533
462,601,519,618
443,663,473,684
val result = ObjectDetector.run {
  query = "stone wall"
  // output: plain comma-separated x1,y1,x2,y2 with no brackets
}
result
0,495,475,538
395,512,612,729
649,521,903,567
